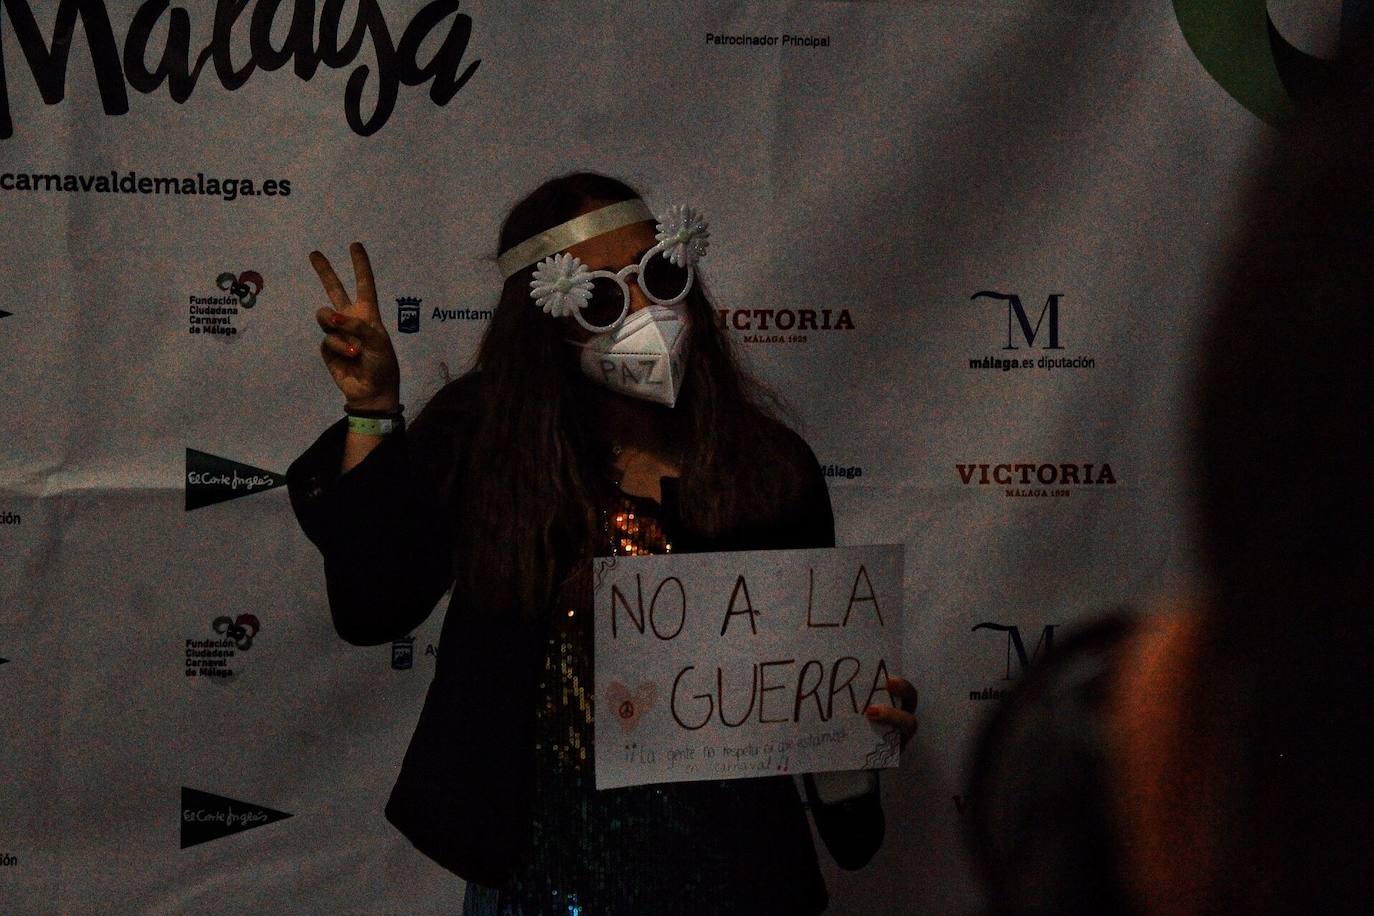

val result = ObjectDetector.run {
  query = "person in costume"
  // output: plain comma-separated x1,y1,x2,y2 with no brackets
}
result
287,173,919,915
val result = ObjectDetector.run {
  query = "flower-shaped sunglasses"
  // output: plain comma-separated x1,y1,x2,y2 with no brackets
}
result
530,205,709,333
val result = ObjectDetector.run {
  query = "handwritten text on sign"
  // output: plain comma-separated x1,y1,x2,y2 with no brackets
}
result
592,545,904,789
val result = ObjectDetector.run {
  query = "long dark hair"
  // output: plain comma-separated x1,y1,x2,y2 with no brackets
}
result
453,173,795,618
1187,35,1374,912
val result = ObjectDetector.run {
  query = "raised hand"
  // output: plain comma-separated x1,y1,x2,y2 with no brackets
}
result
309,242,400,411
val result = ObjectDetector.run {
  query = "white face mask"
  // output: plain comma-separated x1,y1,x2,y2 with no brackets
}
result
568,305,689,407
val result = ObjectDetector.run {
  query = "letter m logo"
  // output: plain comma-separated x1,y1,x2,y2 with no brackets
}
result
971,291,1064,350
972,622,1056,680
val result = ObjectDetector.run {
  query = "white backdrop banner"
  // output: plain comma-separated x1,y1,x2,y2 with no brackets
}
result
0,0,1284,912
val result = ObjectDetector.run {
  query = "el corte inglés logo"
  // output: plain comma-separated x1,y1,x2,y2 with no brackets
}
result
180,787,291,848
185,449,285,510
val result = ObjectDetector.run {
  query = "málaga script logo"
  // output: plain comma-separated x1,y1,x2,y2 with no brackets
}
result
0,0,482,140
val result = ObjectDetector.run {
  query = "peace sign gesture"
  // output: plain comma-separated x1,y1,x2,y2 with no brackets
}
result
309,241,400,411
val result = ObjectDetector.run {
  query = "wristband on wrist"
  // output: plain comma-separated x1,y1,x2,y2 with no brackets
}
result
346,414,403,437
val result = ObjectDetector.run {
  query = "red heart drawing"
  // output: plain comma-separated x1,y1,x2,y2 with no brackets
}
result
606,680,658,734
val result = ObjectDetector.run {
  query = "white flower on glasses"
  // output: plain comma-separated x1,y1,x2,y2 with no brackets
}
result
655,205,710,268
529,253,593,318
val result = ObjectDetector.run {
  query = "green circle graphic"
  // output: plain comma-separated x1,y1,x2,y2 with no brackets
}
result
1172,1,1361,125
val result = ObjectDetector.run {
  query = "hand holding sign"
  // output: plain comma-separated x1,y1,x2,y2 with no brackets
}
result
308,242,400,412
594,545,906,789
866,676,918,749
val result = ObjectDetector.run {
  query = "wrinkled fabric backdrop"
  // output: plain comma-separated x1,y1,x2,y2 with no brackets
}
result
1,1,1331,912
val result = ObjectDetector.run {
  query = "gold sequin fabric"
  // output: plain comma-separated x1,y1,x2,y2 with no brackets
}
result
477,488,747,916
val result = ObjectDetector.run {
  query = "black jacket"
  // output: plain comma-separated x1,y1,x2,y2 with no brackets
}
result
287,374,882,913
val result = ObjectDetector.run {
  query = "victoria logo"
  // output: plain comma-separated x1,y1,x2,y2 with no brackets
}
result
0,1,482,140
180,787,291,848
967,621,1056,701
956,462,1117,498
185,449,285,510
966,291,1096,372
715,306,854,345
1173,0,1374,125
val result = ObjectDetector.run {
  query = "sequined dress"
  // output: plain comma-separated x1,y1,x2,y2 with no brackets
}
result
286,383,849,914
463,484,750,916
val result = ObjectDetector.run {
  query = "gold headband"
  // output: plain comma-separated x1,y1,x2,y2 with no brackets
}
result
496,199,655,279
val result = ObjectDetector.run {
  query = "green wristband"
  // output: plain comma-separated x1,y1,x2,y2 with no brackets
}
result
347,415,402,437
